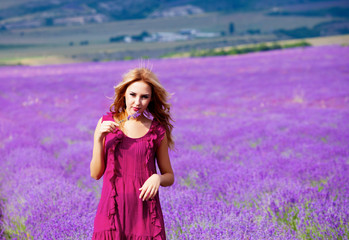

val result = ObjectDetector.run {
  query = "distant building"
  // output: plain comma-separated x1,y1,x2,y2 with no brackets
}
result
148,5,204,18
2,20,42,30
154,32,189,42
179,29,197,36
124,36,132,43
122,28,221,44
195,32,220,38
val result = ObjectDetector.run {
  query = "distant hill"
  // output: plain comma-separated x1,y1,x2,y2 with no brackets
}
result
0,0,335,30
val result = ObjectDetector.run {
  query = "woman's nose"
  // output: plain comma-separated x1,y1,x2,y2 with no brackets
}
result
135,97,141,105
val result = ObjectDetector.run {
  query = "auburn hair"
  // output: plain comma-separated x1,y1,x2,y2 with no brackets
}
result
109,67,174,149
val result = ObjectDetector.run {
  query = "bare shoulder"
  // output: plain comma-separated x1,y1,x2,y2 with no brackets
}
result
97,117,103,125
94,117,103,132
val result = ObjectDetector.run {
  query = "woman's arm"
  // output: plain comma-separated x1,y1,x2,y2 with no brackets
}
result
90,117,119,180
156,132,175,187
90,117,106,180
138,132,175,201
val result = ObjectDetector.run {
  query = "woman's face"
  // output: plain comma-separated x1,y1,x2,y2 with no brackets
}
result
125,81,152,117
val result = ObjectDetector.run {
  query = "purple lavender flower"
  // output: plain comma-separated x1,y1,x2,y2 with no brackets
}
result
127,111,141,120
0,45,348,239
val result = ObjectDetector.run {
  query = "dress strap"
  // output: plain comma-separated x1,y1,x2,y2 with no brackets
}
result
153,120,166,150
101,112,114,123
156,123,166,148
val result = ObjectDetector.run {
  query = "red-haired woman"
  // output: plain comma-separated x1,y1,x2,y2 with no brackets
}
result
90,67,175,240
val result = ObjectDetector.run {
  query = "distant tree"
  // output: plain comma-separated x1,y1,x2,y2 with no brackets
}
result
338,28,349,34
247,29,260,34
274,27,320,39
45,18,54,26
220,31,226,36
80,40,89,45
140,31,150,38
69,42,74,46
110,35,125,42
131,35,143,41
131,31,151,42
229,22,235,35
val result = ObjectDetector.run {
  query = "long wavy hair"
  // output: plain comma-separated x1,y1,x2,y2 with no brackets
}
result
109,67,174,149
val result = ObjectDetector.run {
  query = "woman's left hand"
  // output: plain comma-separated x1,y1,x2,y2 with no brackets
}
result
139,174,161,201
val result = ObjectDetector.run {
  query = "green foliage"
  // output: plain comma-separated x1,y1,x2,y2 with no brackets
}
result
320,136,328,143
274,27,321,39
0,44,37,50
162,40,311,59
271,42,282,49
229,22,235,34
174,40,311,58
79,40,89,46
267,7,349,18
123,56,133,60
131,31,151,42
249,138,262,148
282,41,311,49
3,216,34,240
247,29,261,34
180,170,198,187
45,18,54,26
109,35,126,43
191,144,203,151
310,178,328,193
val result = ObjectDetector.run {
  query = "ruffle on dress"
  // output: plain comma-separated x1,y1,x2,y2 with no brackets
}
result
145,122,158,165
106,129,124,231
149,198,163,239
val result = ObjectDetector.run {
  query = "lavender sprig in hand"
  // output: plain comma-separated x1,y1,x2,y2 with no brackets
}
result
127,111,141,120
115,111,141,124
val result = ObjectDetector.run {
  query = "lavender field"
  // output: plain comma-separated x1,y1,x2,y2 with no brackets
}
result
0,45,348,239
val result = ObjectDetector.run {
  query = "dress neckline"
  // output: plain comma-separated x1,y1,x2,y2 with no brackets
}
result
112,113,155,140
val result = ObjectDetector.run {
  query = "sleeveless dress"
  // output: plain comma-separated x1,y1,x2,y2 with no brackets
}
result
92,112,167,240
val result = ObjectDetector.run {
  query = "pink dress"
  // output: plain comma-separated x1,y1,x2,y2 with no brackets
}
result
92,112,167,240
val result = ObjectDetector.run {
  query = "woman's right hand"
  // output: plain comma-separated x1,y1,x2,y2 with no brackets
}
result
98,121,119,139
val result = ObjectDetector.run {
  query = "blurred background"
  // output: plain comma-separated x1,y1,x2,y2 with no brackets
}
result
0,0,348,65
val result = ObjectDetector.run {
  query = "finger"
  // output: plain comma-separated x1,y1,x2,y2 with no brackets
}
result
148,188,156,200
143,187,152,201
100,127,108,133
146,188,154,201
111,125,119,131
152,187,159,198
139,187,146,200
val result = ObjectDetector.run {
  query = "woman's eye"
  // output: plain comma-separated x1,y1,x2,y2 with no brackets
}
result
130,93,148,98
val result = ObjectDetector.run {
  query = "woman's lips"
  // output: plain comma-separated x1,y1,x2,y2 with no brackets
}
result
133,107,140,111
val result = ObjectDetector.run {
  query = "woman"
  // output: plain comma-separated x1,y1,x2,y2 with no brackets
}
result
90,67,175,239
